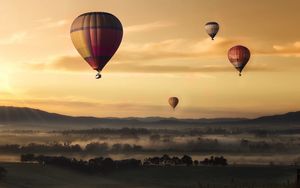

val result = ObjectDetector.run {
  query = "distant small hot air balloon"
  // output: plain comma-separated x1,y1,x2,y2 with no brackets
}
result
168,97,179,110
205,22,219,40
228,45,251,76
70,12,123,79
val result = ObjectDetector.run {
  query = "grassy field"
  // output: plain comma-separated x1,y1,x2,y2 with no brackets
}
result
0,163,297,188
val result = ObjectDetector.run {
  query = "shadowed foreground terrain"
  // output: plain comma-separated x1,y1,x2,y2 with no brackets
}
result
0,163,297,188
0,107,299,187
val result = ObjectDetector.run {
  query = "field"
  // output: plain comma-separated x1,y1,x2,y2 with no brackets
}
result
0,163,297,188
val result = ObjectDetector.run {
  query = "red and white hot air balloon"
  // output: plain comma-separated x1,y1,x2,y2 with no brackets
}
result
228,45,251,76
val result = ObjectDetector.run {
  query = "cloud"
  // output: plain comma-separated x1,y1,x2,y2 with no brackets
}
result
125,21,175,32
35,18,52,23
0,18,68,46
27,55,273,74
26,37,237,71
40,56,88,71
0,32,28,45
33,55,228,73
251,41,300,57
115,37,237,62
111,64,273,74
25,37,276,73
35,18,68,29
272,41,300,56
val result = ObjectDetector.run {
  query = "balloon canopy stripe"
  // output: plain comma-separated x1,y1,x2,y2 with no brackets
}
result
205,22,218,26
70,13,122,32
84,56,112,70
70,26,122,33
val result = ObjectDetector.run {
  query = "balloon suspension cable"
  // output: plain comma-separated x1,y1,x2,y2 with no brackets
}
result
95,71,101,79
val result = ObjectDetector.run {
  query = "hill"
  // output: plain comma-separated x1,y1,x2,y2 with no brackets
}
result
0,106,299,129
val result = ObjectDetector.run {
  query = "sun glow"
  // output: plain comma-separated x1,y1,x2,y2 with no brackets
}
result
0,66,13,94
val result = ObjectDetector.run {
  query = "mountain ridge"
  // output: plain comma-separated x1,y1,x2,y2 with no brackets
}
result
0,106,299,128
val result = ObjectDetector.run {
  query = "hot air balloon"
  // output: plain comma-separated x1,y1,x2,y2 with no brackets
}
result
168,97,179,110
205,22,219,40
70,12,123,79
228,45,251,76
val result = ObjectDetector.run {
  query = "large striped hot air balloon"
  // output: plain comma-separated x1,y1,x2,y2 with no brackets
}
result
70,12,123,79
168,97,179,110
228,45,251,76
205,22,219,40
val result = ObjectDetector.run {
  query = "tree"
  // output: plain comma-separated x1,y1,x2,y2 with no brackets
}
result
85,142,108,153
181,155,193,166
194,160,199,166
20,153,35,162
149,134,160,142
102,157,115,172
0,166,7,180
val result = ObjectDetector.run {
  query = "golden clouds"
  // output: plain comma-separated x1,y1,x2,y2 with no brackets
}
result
35,18,69,30
272,42,300,56
125,21,175,33
119,37,237,60
26,37,277,73
0,32,28,45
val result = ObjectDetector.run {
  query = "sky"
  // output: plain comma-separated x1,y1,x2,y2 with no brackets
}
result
0,0,299,118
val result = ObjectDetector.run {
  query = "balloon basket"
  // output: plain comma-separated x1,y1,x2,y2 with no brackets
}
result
95,72,101,79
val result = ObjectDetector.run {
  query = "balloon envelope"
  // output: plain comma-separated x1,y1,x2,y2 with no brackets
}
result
228,45,250,76
205,22,219,40
168,97,179,109
70,12,123,73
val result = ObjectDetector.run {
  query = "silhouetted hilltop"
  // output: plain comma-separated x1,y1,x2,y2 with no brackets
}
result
246,111,300,124
0,106,299,129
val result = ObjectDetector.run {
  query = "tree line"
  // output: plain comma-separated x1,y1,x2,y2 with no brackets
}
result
0,138,293,155
20,154,228,174
0,142,143,154
143,155,227,167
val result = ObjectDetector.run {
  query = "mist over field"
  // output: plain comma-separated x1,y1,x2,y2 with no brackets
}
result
0,106,299,167
1,125,300,165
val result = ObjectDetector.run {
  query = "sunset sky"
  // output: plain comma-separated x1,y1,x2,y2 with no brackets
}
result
0,0,299,118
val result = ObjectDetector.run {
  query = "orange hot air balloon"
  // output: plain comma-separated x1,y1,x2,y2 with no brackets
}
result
70,12,123,79
228,45,251,76
168,97,179,110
